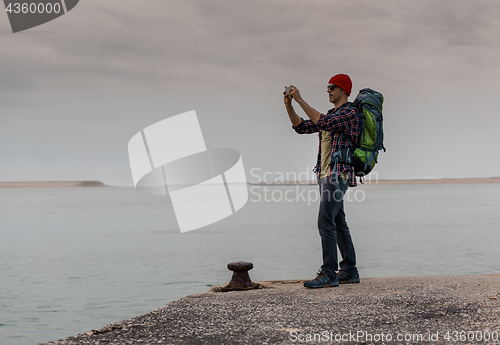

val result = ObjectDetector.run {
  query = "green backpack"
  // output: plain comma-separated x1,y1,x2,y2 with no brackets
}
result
351,88,385,176
330,88,385,178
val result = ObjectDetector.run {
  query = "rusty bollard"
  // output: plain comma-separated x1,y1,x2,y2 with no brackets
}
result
220,261,260,292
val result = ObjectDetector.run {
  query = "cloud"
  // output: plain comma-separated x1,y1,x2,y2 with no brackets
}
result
1,0,500,182
2,0,499,91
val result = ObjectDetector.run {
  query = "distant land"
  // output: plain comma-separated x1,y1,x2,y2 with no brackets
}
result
1,177,499,189
250,176,500,185
0,181,108,188
370,177,500,185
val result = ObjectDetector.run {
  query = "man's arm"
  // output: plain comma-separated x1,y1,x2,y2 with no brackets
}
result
284,86,319,134
316,107,358,135
289,85,322,123
284,92,302,127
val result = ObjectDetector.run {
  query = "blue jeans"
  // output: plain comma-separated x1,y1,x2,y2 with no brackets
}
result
317,176,357,278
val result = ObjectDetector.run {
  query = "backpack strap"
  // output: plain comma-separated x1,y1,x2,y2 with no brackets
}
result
330,150,343,200
329,132,353,197
364,150,375,172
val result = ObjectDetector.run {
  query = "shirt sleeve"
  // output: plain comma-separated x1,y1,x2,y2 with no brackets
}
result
292,117,319,134
315,108,355,134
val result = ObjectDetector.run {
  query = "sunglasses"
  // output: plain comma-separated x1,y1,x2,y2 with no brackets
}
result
327,85,337,91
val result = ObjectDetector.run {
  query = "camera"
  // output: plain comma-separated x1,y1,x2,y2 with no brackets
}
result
284,86,292,95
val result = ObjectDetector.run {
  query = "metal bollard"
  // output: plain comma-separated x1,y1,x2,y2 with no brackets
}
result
221,261,260,292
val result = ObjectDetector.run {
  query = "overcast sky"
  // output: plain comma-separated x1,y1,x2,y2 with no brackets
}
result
1,0,499,185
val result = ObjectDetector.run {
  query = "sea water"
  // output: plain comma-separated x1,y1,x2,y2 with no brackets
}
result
1,183,499,345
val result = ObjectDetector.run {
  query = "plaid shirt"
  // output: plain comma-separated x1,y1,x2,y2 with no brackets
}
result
292,102,360,187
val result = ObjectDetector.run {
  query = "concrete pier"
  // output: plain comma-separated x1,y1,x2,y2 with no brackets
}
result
39,274,500,345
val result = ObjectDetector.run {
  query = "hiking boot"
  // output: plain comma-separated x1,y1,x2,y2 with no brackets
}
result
304,271,339,288
338,269,360,284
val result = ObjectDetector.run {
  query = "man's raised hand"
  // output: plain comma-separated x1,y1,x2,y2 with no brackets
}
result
289,85,303,103
283,87,293,105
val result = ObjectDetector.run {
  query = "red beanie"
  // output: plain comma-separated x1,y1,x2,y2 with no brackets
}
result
328,74,352,96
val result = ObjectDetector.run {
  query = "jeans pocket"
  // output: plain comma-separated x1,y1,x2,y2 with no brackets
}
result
339,177,349,191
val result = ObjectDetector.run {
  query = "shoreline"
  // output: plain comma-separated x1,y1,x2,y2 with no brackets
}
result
2,177,499,189
40,274,500,345
0,181,109,188
369,176,500,185
251,176,500,186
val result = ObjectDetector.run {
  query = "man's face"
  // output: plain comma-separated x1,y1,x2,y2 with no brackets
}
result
327,84,343,104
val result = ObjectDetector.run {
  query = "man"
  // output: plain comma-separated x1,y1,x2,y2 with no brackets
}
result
284,74,360,288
